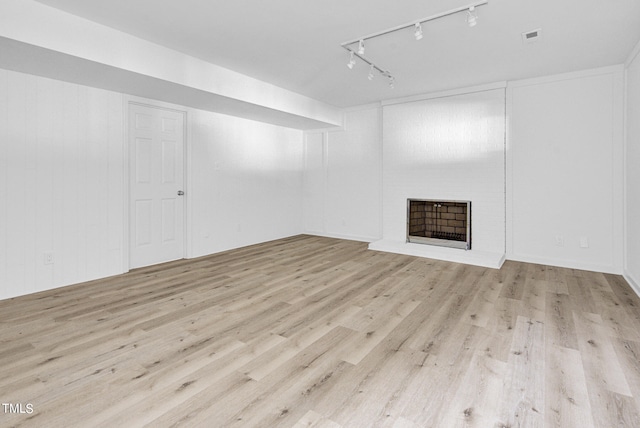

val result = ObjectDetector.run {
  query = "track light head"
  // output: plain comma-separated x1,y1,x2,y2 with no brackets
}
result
467,6,478,27
347,51,356,69
414,23,423,41
368,64,374,81
357,39,365,55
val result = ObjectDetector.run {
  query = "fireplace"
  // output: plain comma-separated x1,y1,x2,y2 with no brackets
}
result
407,199,471,250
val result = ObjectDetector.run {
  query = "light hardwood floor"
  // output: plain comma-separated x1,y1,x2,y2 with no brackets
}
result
1,235,640,427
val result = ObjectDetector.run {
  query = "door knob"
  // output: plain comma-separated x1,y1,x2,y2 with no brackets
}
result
177,190,184,196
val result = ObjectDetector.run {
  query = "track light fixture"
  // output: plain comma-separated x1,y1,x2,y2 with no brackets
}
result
414,23,423,41
467,6,478,27
347,51,356,69
340,1,488,87
344,45,392,82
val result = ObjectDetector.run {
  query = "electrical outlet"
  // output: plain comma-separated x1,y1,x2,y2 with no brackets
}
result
44,252,54,265
555,235,564,247
580,237,589,248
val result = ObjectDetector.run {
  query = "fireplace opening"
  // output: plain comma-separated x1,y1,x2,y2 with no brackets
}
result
407,199,471,250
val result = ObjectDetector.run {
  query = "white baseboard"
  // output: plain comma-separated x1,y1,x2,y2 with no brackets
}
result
506,253,622,275
624,271,640,298
368,240,505,269
303,231,378,243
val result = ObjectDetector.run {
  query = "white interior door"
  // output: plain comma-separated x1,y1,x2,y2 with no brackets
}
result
129,104,185,269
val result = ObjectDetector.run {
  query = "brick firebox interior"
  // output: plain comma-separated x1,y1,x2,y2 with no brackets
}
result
408,200,469,241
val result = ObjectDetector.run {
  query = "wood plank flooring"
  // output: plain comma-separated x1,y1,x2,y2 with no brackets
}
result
1,235,640,427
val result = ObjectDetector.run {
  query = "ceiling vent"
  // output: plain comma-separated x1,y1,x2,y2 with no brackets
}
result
522,28,542,44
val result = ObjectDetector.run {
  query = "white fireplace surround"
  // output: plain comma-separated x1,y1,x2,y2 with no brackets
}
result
369,87,506,268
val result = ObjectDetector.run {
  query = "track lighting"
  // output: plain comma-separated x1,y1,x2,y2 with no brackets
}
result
467,6,478,27
414,23,423,41
340,1,488,87
347,51,356,69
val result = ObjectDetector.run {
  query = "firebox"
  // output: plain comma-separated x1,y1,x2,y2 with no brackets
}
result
407,199,471,250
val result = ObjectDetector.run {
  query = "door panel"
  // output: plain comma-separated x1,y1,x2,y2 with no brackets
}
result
135,200,152,246
161,198,177,242
129,104,185,269
162,140,177,183
135,138,152,183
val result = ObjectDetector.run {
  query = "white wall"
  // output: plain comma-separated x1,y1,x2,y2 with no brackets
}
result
626,46,640,290
303,106,382,241
507,67,624,273
0,68,306,300
0,69,125,299
189,110,304,257
3,61,634,300
302,66,628,274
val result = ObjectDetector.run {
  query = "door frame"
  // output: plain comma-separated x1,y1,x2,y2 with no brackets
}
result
123,97,190,271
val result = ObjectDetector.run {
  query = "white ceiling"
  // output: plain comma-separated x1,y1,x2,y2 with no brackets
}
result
34,0,640,108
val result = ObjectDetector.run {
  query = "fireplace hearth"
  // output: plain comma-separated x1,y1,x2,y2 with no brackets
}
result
407,199,471,250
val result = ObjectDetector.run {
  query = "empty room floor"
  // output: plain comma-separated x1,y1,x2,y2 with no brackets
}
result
1,235,640,427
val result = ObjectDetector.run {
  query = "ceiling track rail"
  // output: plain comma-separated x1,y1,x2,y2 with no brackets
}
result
340,0,489,85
